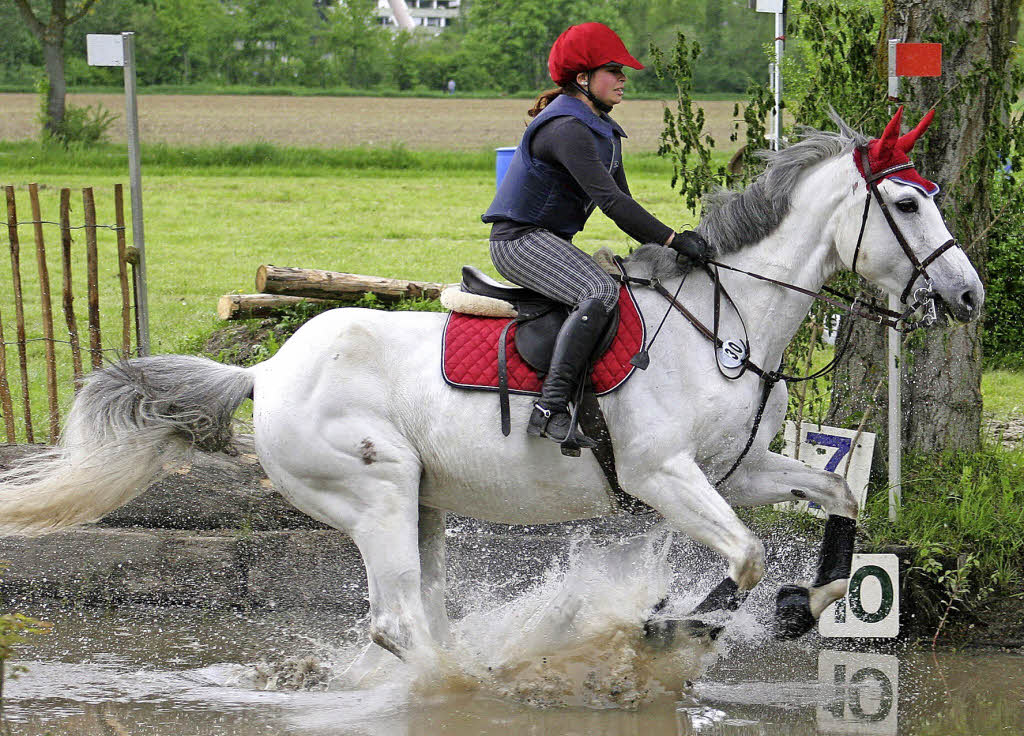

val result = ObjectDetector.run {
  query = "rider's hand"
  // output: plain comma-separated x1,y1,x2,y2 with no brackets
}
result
669,230,710,266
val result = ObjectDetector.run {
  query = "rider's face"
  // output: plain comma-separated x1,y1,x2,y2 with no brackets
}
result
578,65,626,109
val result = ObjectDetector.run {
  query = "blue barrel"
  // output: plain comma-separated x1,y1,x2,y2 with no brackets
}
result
495,146,517,189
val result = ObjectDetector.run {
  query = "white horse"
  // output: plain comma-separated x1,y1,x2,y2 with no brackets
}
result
0,112,982,665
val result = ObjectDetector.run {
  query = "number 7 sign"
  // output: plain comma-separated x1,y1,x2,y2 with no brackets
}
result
776,422,876,518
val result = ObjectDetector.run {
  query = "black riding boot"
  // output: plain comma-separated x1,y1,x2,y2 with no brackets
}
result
527,298,611,449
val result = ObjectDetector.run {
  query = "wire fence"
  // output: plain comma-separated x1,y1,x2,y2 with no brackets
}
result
2,184,138,444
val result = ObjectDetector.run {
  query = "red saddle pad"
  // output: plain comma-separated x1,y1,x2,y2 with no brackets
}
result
442,285,645,396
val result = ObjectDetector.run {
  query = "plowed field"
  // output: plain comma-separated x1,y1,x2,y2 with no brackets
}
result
0,93,740,152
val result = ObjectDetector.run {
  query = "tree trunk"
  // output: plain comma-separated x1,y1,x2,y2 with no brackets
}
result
42,31,67,135
828,0,1020,455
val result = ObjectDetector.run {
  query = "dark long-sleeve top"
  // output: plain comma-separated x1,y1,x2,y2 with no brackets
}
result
489,116,675,244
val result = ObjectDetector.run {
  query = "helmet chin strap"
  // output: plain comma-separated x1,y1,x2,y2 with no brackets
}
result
571,74,612,114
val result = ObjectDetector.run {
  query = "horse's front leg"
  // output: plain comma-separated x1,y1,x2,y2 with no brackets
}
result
720,450,859,639
621,453,766,635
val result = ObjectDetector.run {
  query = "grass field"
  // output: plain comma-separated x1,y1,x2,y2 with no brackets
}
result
0,93,744,153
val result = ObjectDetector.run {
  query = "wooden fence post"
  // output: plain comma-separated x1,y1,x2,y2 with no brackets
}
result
83,188,103,370
59,188,84,384
28,184,60,443
5,186,33,443
114,185,132,356
0,304,15,442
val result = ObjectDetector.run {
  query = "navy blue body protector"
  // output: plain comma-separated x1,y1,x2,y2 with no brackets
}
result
482,95,625,240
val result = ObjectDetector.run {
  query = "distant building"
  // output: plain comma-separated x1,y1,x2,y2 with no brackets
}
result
376,0,460,34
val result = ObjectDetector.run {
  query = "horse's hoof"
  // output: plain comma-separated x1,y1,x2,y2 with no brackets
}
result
643,617,724,649
773,584,816,640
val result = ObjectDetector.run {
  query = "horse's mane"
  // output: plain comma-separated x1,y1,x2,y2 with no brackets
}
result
623,112,869,280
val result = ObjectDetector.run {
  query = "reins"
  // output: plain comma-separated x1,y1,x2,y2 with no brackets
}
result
610,148,962,485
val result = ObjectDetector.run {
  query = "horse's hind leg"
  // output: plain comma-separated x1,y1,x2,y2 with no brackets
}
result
349,497,434,661
719,451,859,639
419,505,450,644
261,434,434,662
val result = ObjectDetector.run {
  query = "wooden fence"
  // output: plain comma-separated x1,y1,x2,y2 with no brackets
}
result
1,184,136,444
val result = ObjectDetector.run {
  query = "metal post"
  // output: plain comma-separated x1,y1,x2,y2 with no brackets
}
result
888,294,902,522
887,38,902,522
122,32,150,356
773,7,785,150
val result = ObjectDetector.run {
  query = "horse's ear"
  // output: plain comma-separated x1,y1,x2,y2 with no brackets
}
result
896,108,936,154
877,106,904,152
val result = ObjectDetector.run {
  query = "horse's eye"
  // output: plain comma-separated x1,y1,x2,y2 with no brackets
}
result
895,198,918,213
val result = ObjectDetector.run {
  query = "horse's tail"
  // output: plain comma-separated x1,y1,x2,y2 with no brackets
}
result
0,355,255,536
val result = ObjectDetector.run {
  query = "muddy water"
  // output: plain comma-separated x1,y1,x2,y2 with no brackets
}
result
3,535,1022,735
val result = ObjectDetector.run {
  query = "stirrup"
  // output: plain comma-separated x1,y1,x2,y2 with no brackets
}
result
527,403,597,457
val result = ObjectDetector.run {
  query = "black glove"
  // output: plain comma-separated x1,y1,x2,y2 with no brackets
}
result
669,230,710,265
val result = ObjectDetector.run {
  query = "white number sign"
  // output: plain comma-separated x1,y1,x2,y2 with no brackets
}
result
820,554,900,638
777,421,875,518
817,649,899,735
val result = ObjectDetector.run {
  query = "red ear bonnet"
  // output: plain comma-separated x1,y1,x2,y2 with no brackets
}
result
854,107,939,196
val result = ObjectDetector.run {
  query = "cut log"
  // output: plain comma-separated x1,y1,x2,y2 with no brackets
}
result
217,294,336,321
256,265,446,303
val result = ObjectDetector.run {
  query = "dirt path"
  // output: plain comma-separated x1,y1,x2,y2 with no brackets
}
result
0,93,742,152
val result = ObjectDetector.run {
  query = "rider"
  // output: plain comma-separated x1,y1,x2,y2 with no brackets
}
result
482,21,709,450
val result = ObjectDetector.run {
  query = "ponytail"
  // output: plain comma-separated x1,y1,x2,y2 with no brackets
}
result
529,86,573,117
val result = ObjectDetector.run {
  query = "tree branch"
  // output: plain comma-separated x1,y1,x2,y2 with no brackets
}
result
12,0,46,39
66,0,100,27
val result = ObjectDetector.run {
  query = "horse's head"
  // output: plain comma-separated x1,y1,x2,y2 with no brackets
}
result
834,107,983,324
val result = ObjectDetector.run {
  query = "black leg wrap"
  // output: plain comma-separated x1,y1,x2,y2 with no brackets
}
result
814,515,857,587
643,598,726,649
773,584,816,640
692,577,746,614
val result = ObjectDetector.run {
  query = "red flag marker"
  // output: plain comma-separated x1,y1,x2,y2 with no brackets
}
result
895,43,942,77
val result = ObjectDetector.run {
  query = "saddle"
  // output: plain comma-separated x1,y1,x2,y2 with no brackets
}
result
458,266,621,374
442,266,651,515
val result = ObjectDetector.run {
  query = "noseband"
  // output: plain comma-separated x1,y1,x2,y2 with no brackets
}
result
851,147,960,326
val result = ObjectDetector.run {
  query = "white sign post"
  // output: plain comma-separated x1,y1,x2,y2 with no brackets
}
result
751,0,785,150
86,32,150,356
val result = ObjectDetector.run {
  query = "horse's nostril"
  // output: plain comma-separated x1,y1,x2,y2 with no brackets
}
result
960,289,976,312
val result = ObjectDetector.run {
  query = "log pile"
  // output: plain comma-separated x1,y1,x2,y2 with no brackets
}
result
218,265,450,320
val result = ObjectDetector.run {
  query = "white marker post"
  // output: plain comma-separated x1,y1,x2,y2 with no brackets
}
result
86,32,150,355
885,39,942,521
751,0,785,150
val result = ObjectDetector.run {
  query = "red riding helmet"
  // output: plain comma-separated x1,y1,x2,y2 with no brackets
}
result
547,23,643,86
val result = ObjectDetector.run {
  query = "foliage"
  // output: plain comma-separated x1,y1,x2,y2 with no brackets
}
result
784,0,888,134
860,446,1024,637
1,0,780,95
983,179,1024,367
35,75,117,146
650,32,772,211
0,563,52,700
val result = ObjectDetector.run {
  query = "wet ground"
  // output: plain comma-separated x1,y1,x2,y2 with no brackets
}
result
3,543,1022,736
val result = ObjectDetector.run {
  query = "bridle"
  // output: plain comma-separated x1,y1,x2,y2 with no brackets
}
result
850,146,960,327
613,147,963,485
